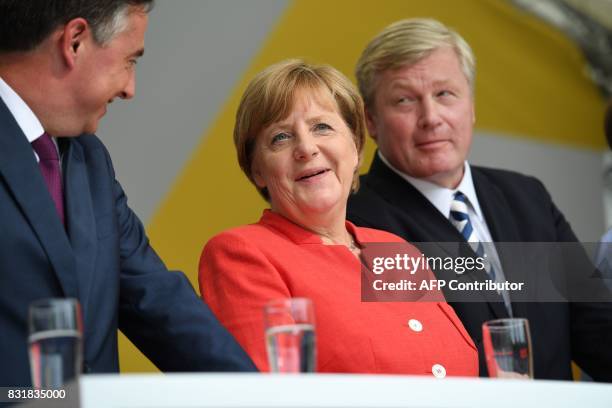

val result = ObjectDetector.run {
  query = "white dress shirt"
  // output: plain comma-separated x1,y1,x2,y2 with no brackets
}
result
0,75,59,162
378,151,512,313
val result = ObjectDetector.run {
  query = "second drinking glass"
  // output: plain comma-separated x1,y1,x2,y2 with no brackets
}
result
264,298,316,373
482,318,533,379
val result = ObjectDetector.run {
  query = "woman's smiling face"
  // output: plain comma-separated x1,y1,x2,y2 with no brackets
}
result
251,87,359,221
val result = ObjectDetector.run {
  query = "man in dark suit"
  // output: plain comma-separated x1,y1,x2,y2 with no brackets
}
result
0,0,256,386
595,100,612,275
347,18,612,380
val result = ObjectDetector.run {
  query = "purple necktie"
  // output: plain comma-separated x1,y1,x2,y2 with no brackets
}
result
31,133,65,226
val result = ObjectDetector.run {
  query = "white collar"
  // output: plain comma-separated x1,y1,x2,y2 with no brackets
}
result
377,150,485,220
0,75,44,142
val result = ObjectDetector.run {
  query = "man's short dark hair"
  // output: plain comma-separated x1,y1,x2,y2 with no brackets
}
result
0,0,154,53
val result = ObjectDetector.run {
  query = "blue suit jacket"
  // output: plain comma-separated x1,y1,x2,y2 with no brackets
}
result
0,99,256,386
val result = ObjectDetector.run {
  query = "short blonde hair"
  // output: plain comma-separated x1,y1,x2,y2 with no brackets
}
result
356,18,475,108
234,59,366,201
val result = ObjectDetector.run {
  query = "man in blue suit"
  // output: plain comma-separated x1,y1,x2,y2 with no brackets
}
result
0,0,256,386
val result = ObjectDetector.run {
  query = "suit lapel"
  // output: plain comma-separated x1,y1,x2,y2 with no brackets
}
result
0,99,78,299
473,167,526,317
61,138,97,316
472,168,522,243
365,154,466,246
365,155,509,318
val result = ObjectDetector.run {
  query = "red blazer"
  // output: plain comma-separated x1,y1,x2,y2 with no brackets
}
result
199,210,477,376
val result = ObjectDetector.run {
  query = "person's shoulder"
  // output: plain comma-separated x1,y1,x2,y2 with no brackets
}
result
72,133,106,151
472,165,546,192
353,173,384,197
69,133,113,163
348,176,391,213
473,165,542,185
472,165,557,213
204,222,279,250
208,223,267,240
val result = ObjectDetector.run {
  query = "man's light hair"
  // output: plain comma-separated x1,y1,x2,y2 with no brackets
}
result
94,3,152,45
355,18,475,108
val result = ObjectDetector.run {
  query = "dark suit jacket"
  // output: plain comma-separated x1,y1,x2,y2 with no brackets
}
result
348,153,612,381
0,98,256,386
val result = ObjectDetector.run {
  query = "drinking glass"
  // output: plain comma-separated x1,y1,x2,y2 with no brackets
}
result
482,318,533,379
264,298,316,373
28,298,83,388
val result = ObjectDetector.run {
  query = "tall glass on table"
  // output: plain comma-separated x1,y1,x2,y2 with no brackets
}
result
264,298,316,373
28,298,83,388
482,318,533,379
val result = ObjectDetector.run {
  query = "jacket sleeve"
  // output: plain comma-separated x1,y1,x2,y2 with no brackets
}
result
199,231,292,372
540,179,612,381
102,149,257,372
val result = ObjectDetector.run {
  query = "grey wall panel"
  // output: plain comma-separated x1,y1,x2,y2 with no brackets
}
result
471,131,603,242
97,0,289,222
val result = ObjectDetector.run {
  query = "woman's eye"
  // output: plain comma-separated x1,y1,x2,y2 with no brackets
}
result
271,132,291,144
314,123,332,132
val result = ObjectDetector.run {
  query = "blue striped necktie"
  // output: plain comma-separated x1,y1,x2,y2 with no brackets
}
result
449,191,496,281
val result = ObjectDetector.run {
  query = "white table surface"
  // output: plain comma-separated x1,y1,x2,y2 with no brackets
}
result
75,373,612,408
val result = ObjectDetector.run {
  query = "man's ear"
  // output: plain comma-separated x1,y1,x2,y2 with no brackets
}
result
59,18,91,69
365,105,378,142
